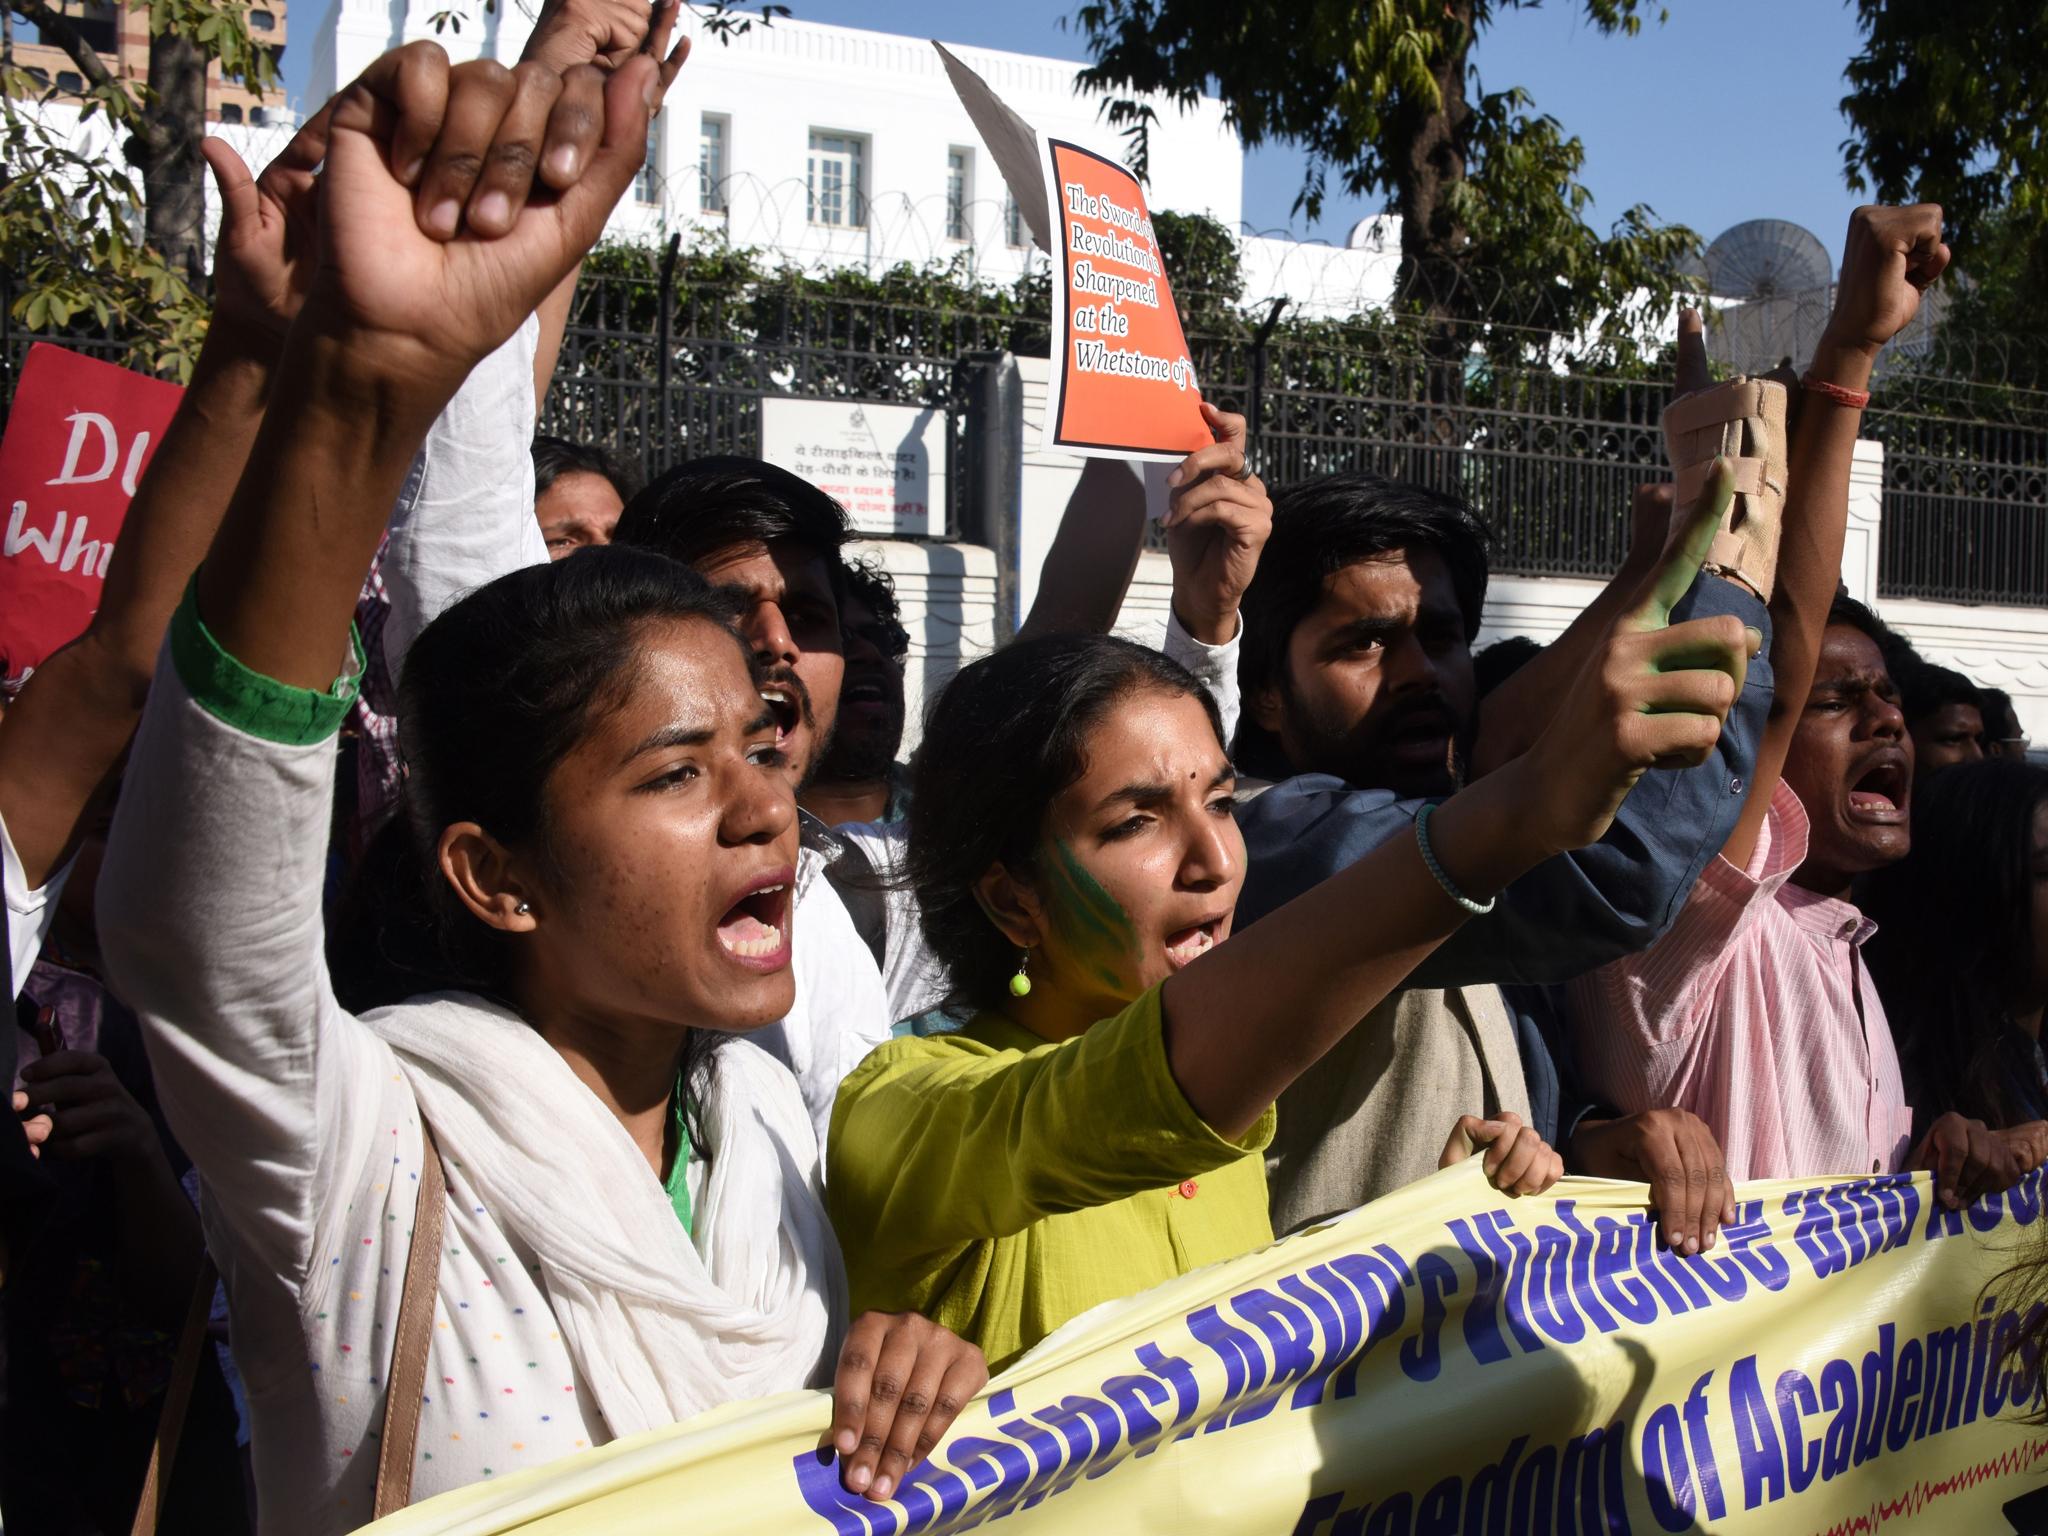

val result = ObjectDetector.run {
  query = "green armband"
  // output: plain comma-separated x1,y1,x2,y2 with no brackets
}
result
169,577,364,746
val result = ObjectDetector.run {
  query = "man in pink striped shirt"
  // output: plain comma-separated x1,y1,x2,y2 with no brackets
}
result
1571,206,2033,1206
1573,596,1919,1181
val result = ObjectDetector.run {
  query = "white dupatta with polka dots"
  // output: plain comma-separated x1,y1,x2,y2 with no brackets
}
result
366,995,847,1436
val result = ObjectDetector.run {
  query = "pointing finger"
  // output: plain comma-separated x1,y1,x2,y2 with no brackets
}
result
1674,308,1709,396
1628,455,1734,631
201,137,259,234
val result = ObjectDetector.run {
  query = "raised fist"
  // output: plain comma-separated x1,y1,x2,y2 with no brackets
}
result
300,37,681,397
1821,204,1950,360
523,0,675,73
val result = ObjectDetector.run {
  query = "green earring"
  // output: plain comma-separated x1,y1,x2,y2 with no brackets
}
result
1009,948,1033,998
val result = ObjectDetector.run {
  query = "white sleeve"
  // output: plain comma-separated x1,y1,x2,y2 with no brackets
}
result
378,315,549,678
838,821,951,1026
1161,607,1242,747
2,810,69,1000
95,650,389,1296
751,872,892,1158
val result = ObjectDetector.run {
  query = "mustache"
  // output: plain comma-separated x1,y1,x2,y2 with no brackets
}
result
1381,693,1458,738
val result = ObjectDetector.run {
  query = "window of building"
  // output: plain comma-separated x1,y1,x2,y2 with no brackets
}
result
25,66,48,87
218,102,244,124
699,114,727,214
249,7,275,28
945,147,970,241
249,106,268,126
1004,194,1026,248
806,130,866,229
56,71,82,93
73,5,116,53
636,113,662,205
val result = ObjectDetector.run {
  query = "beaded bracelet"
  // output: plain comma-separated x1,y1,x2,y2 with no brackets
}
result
1801,373,1872,411
1415,802,1497,916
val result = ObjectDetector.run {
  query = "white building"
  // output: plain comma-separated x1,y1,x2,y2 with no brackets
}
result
309,8,1252,283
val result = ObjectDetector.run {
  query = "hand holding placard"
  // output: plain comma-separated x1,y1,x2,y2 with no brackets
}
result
935,43,1210,463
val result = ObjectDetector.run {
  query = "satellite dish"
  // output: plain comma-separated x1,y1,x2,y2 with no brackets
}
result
1698,219,1833,300
1345,216,1391,251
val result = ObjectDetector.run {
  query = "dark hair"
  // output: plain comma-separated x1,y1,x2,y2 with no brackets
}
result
1902,662,1982,726
1862,758,2048,1136
335,548,752,1149
1826,592,1896,654
1473,635,1544,700
1828,593,1920,694
329,549,754,1160
1236,472,1489,775
532,435,636,504
904,634,1224,1013
842,556,909,661
614,456,851,597
1981,686,2024,743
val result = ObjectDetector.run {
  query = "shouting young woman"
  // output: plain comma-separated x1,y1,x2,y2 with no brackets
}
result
828,466,1762,1370
94,37,979,1530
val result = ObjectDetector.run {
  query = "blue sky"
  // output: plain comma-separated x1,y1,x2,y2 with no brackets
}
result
283,0,1871,265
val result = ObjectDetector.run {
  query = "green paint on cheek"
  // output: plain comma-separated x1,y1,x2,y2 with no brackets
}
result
1047,838,1138,990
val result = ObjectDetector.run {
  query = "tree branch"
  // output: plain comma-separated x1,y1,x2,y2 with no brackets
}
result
6,0,129,107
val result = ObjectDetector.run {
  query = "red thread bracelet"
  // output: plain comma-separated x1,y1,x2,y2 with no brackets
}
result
1802,373,1872,410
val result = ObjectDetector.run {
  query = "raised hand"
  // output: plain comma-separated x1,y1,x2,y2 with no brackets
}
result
304,37,682,396
1515,457,1758,855
1821,204,1950,363
523,0,678,73
1162,400,1272,645
202,103,334,343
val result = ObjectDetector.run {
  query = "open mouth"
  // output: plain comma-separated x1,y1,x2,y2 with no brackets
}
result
1387,711,1454,766
1164,916,1226,969
760,687,800,749
842,678,888,706
1846,757,1909,823
716,870,793,969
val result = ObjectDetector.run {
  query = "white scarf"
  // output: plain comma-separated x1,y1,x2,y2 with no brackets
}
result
365,994,846,1437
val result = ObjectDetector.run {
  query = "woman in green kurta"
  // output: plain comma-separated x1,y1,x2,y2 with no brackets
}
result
827,517,1761,1369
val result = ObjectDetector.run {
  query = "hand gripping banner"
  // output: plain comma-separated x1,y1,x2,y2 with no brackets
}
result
365,1162,2048,1535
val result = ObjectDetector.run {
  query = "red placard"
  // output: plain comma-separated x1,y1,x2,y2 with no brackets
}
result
0,344,184,678
1041,139,1209,461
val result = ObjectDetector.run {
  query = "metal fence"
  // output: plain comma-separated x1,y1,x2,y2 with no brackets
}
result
542,261,1045,536
1861,400,2048,608
4,269,2043,607
1186,328,1669,581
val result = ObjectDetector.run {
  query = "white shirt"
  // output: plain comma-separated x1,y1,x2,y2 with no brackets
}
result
755,841,893,1153
2,808,67,1001
836,818,949,1026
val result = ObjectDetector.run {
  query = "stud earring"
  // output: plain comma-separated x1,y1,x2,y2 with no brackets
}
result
515,901,531,915
1009,948,1032,998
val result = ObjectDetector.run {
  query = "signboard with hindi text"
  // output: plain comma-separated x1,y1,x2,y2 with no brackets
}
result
0,344,184,679
760,397,947,538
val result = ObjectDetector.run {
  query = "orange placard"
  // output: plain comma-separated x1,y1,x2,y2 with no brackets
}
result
1041,139,1210,461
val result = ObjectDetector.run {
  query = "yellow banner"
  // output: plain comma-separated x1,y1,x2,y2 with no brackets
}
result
367,1162,2048,1535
